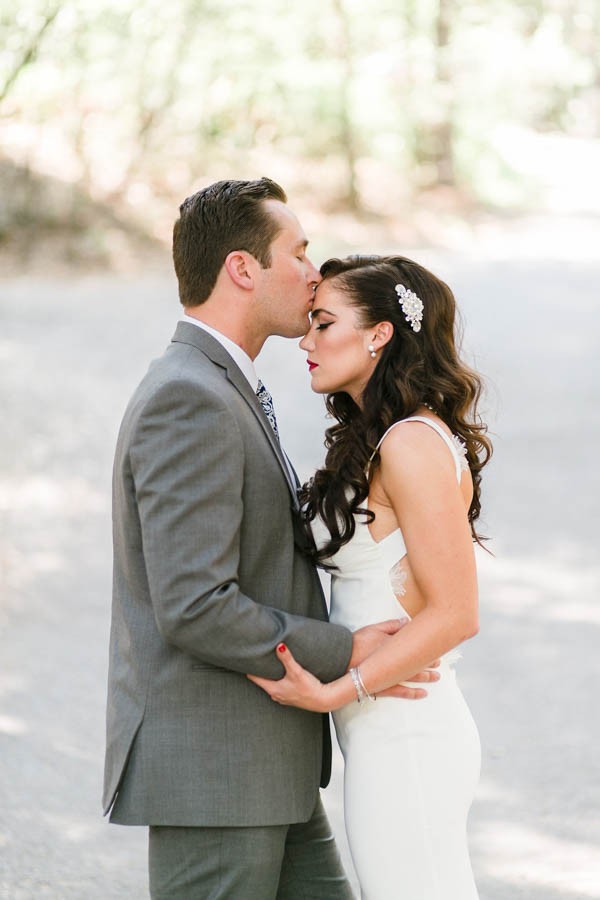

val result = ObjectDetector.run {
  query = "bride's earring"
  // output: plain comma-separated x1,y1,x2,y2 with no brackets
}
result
368,344,377,359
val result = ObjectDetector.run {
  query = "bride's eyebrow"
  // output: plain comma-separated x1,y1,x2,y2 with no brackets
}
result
311,308,337,318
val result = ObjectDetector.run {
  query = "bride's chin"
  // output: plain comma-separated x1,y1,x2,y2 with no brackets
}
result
309,378,328,395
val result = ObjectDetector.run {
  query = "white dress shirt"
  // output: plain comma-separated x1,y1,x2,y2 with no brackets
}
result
181,313,258,390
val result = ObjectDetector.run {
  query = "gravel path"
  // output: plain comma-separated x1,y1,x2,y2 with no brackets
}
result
1,240,599,898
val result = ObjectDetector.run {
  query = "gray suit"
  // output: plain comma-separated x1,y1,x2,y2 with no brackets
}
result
103,322,352,835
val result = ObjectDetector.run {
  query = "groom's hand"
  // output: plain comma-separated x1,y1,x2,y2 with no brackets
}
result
348,618,440,700
377,670,440,701
347,618,406,668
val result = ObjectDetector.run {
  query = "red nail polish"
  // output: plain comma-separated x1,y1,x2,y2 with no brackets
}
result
277,643,286,653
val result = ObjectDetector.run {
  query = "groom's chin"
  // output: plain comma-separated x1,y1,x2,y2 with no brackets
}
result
275,322,310,340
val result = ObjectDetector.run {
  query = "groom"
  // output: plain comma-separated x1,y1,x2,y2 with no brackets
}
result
104,177,431,898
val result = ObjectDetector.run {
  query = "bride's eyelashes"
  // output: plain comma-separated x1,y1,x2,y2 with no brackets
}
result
315,323,332,331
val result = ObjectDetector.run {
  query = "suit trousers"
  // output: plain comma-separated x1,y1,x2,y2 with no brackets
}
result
148,796,354,899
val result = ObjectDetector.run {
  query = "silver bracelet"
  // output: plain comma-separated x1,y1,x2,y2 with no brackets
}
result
349,666,376,703
349,667,364,703
356,666,376,702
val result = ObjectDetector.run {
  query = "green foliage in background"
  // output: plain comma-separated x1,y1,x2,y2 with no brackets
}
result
1,0,599,250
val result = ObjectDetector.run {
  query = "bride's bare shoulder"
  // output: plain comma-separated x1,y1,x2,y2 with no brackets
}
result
378,417,450,456
377,418,473,504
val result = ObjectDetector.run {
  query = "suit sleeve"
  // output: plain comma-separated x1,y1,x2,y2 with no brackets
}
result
129,376,352,682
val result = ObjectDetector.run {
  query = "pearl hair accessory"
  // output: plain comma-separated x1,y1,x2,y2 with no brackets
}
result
368,343,377,358
395,283,424,333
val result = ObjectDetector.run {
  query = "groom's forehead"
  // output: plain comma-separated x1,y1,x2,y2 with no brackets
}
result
264,200,308,244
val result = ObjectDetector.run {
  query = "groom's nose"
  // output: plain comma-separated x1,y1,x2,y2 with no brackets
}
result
305,257,321,290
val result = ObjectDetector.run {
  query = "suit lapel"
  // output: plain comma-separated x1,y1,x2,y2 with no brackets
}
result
171,322,300,509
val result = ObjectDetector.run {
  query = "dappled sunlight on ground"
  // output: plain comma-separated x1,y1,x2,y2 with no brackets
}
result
0,715,28,736
472,818,600,898
477,548,600,624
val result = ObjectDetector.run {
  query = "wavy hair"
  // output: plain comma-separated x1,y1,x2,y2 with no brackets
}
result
300,255,493,563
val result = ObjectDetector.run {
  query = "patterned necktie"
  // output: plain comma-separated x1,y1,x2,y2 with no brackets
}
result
255,379,280,441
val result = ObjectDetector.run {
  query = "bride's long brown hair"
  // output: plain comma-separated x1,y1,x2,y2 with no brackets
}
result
300,255,492,564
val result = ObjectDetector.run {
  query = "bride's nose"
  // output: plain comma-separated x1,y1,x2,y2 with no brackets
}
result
299,331,313,352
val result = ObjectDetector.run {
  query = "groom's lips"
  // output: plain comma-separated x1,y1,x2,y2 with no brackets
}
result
307,360,318,372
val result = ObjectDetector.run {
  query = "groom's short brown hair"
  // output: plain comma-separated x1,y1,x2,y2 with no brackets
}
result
173,177,287,307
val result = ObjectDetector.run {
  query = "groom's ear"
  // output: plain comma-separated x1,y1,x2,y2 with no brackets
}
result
224,250,257,291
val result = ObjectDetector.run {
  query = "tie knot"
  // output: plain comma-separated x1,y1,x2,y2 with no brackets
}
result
255,379,269,399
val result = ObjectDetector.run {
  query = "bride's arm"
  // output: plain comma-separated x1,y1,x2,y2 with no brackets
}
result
249,424,478,712
332,424,478,702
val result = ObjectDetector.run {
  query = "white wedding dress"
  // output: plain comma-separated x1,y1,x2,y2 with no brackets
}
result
314,417,481,899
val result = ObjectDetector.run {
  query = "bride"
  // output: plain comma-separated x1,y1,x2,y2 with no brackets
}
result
250,255,492,899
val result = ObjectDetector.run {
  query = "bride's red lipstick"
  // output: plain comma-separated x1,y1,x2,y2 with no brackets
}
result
307,360,318,372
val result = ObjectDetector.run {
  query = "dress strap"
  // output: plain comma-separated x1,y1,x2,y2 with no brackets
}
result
370,416,467,483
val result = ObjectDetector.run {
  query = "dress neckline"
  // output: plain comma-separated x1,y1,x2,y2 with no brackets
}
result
366,524,402,547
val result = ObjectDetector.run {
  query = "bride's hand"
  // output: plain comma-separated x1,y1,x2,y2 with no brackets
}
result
247,644,331,713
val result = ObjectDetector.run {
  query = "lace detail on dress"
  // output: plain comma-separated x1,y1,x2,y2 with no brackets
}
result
451,434,469,472
389,559,407,596
388,556,462,666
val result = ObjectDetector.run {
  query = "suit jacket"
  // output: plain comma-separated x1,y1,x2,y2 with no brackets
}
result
103,322,353,826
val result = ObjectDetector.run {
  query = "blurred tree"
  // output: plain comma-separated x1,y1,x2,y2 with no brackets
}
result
331,0,360,209
411,0,456,188
0,0,598,259
0,3,60,105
